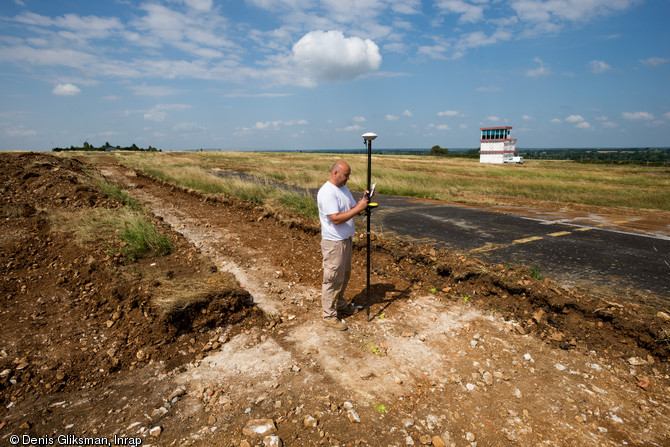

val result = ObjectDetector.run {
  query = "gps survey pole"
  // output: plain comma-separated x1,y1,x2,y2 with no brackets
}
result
362,132,377,321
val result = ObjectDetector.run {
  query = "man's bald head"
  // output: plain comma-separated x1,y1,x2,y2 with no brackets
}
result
329,160,351,187
331,160,349,174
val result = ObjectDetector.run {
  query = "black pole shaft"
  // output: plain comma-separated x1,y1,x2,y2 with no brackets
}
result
366,139,372,320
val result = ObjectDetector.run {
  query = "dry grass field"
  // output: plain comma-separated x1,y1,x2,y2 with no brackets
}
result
101,151,670,216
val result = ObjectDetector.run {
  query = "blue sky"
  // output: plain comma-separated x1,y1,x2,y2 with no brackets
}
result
1,0,669,151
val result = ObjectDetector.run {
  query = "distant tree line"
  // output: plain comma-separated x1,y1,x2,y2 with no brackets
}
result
520,148,670,166
52,141,160,152
428,145,669,165
429,145,480,158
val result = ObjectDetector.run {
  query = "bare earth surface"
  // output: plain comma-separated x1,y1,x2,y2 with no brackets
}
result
1,153,669,447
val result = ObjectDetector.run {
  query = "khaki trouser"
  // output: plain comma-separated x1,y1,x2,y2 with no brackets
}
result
321,238,352,320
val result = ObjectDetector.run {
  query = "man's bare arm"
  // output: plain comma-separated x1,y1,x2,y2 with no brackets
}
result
328,193,369,225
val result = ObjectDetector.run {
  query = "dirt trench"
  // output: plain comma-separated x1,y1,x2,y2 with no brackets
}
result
1,153,669,447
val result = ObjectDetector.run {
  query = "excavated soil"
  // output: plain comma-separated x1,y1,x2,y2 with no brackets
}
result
1,152,668,447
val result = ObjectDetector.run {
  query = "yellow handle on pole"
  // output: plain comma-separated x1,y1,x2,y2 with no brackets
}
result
358,202,378,214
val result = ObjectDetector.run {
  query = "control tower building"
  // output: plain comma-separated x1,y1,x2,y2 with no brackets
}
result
479,126,517,164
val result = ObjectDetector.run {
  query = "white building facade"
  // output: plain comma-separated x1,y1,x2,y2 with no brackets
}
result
479,126,518,164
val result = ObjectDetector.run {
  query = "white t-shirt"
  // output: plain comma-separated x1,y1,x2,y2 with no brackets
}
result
317,181,356,241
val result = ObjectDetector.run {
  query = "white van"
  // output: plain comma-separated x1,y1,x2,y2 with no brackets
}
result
504,156,524,164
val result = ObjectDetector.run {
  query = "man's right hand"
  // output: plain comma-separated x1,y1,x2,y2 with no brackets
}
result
358,191,370,209
353,191,370,214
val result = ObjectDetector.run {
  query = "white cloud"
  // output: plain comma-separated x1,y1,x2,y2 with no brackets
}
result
124,104,191,122
173,122,206,132
664,112,670,120
224,92,292,98
640,57,669,68
182,0,213,12
438,110,461,117
565,114,585,123
0,45,97,68
256,121,283,130
389,0,422,15
4,125,36,137
129,84,184,96
14,12,123,41
57,14,124,41
475,85,501,92
526,57,550,77
383,42,408,54
510,0,638,25
144,110,167,122
385,115,399,121
486,116,501,123
285,119,310,126
291,30,382,85
352,116,366,123
588,59,612,73
621,112,654,121
52,83,81,96
563,114,592,129
428,123,450,131
403,110,412,117
622,111,654,120
551,118,562,123
455,29,512,53
595,116,617,128
133,3,235,55
417,44,449,60
435,0,485,23
235,119,309,136
522,114,533,121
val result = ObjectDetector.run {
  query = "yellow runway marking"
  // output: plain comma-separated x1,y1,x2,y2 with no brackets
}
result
470,243,507,254
513,236,544,244
471,227,591,254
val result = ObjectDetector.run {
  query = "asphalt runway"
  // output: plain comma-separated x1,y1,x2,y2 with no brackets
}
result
367,195,670,303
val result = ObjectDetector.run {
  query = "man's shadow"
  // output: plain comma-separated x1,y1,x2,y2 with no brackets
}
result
349,283,412,321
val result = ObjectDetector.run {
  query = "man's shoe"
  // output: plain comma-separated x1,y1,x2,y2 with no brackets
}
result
323,318,348,331
337,303,358,317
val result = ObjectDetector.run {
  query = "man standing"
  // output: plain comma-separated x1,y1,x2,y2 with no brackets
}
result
317,161,369,331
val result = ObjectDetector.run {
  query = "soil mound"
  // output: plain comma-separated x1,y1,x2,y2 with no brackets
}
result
0,153,263,411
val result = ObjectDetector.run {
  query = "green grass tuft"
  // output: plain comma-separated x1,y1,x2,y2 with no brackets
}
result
117,209,172,260
529,263,544,280
90,172,140,209
276,190,319,220
49,208,171,261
